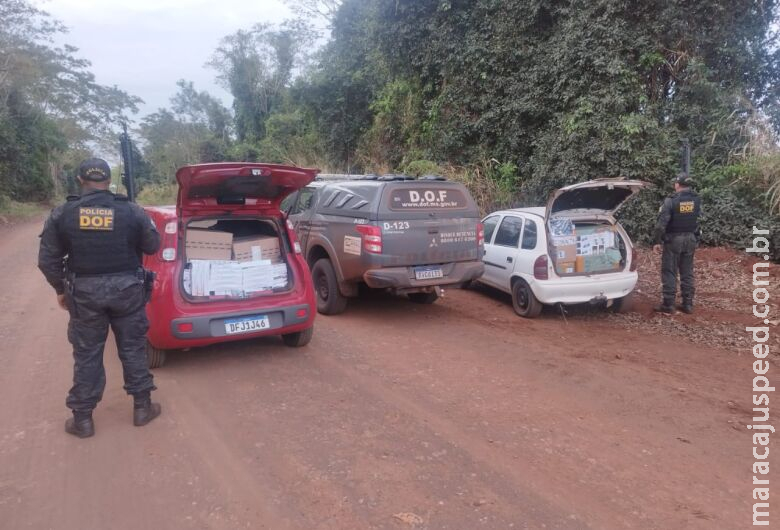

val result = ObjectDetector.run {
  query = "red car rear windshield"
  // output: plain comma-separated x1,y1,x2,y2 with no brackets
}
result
186,174,285,200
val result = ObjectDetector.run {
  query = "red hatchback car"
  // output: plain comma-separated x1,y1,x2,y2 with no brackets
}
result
142,163,318,367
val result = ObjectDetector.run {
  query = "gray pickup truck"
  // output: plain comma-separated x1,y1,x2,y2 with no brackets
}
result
285,175,485,314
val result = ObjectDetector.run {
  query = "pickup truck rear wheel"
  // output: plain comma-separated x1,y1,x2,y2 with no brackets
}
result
511,279,543,318
282,326,314,347
146,341,167,369
311,259,348,315
408,291,439,304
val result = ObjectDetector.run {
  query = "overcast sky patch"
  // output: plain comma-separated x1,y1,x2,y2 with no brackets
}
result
37,0,293,120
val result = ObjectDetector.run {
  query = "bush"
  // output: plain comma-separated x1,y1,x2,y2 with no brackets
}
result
697,187,780,259
618,183,780,260
137,184,177,206
443,160,519,215
403,160,441,177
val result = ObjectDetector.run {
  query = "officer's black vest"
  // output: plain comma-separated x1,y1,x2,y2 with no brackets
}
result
58,191,142,275
666,190,701,234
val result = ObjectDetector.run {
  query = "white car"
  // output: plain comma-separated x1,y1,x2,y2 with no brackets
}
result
478,179,647,317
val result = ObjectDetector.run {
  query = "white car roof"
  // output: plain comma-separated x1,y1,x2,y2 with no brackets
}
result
488,207,546,218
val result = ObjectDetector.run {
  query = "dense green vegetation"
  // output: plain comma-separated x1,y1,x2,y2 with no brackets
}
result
0,0,139,203
2,0,779,251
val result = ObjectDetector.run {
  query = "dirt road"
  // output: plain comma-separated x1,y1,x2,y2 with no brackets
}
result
0,218,773,529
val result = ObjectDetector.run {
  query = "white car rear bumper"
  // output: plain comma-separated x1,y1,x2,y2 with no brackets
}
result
530,271,638,305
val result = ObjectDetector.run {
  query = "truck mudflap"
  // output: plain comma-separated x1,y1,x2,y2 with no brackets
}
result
363,260,484,290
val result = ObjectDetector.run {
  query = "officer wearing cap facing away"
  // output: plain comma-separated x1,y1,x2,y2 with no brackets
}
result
652,173,702,315
38,158,161,438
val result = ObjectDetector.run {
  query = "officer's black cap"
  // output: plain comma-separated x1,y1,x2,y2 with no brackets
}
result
675,173,694,187
78,158,111,182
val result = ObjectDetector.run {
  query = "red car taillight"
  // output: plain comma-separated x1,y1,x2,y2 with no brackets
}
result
533,255,549,280
286,220,302,254
356,225,383,254
630,247,638,272
161,220,178,262
476,222,484,247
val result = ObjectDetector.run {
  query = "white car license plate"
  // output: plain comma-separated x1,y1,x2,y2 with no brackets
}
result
415,267,444,280
224,315,270,335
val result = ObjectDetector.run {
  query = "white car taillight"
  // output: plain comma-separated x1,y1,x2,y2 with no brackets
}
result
294,241,302,254
162,248,176,261
533,255,549,280
164,221,177,234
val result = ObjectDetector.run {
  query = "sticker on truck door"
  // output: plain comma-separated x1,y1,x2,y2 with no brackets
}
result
344,235,362,256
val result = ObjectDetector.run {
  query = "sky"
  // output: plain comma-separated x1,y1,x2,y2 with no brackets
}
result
37,0,295,120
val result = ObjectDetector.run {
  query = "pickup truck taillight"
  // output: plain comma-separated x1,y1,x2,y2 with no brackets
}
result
356,225,383,254
630,247,638,272
533,255,549,280
477,222,484,247
161,221,178,262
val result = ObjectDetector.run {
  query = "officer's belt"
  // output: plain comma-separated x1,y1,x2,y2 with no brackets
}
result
71,268,139,278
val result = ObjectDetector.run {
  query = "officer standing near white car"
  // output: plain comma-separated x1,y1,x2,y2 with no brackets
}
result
38,158,162,438
653,173,701,314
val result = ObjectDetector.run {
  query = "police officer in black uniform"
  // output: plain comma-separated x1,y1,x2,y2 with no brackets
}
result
653,173,701,314
38,158,162,438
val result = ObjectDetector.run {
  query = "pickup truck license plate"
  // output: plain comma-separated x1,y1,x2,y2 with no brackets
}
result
414,266,444,280
225,315,270,335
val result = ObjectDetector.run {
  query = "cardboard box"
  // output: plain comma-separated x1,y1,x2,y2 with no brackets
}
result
233,235,281,262
186,229,233,260
581,250,622,273
576,225,617,256
552,235,577,262
556,260,576,275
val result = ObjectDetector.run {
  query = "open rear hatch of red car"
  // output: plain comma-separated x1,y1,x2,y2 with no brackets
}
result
176,163,318,217
175,163,317,302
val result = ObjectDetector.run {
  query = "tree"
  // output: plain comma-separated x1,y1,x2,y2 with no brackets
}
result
282,0,343,26
207,19,317,141
138,80,233,181
170,79,232,141
0,0,141,200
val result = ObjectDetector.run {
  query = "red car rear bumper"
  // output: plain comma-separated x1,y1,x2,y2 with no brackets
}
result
147,299,314,350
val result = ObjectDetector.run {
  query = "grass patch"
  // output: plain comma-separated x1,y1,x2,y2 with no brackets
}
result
137,184,177,206
0,195,49,222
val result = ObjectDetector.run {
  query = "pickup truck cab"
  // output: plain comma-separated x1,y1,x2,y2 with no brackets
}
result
285,175,485,314
142,163,318,367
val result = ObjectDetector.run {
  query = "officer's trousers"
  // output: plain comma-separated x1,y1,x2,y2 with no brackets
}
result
661,232,697,306
65,274,155,412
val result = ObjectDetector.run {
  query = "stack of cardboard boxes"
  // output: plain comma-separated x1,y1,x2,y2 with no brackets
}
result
182,229,287,297
550,219,622,275
550,218,577,275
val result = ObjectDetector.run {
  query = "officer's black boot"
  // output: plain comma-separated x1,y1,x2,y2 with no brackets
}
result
133,392,161,427
679,299,694,314
65,410,95,438
653,300,675,314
